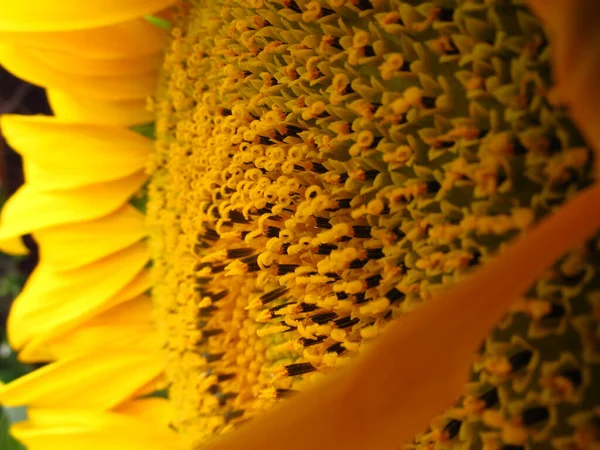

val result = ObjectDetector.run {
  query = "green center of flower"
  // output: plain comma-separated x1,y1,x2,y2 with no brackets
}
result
148,0,598,448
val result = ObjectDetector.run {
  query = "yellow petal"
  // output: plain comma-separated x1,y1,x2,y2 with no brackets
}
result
19,295,158,363
17,270,152,362
113,398,173,428
0,44,157,101
47,90,153,126
0,349,164,410
0,171,147,240
7,241,149,350
1,115,151,189
0,18,168,59
12,404,181,450
0,236,28,255
35,205,146,272
204,183,600,450
0,0,176,32
26,47,162,76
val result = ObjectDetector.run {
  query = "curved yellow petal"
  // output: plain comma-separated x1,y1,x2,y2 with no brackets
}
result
17,270,152,362
0,236,28,255
0,44,157,101
47,90,153,126
12,404,181,450
0,18,167,59
0,171,147,241
204,184,600,450
26,47,162,77
0,349,164,410
1,115,151,189
7,241,149,350
0,0,176,32
34,205,146,272
19,295,158,363
113,398,173,428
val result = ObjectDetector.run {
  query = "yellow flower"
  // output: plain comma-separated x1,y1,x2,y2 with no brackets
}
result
0,1,600,450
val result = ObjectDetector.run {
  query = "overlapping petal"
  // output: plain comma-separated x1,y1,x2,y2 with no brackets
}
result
0,0,176,32
7,241,149,350
1,115,152,189
0,44,158,101
12,401,181,450
0,18,168,59
47,90,153,126
0,172,147,241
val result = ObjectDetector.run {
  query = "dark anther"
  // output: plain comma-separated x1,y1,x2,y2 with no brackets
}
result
278,264,300,275
479,388,499,408
227,248,255,259
327,342,345,354
317,244,337,255
542,303,566,320
335,316,360,328
371,136,383,147
282,243,291,254
357,0,374,9
276,389,296,399
349,259,368,269
335,292,349,300
421,96,436,108
443,419,462,439
285,363,316,376
445,40,460,55
207,290,229,302
241,254,260,272
501,446,524,450
203,329,224,338
338,199,351,209
355,292,367,304
300,336,326,347
365,274,382,288
201,352,225,363
521,406,549,426
469,250,482,267
426,180,441,193
559,368,582,387
260,287,290,305
329,36,343,50
513,137,528,155
270,302,295,315
385,288,405,303
392,227,405,239
508,349,533,372
366,248,385,259
294,164,306,172
242,70,253,77
228,210,250,224
338,172,350,183
224,410,245,423
201,228,220,241
267,226,281,238
315,217,333,229
548,135,562,153
240,231,250,240
221,108,232,116
217,373,236,382
311,162,328,174
364,170,379,180
196,277,212,284
364,45,376,57
561,270,586,285
299,302,318,312
438,7,454,21
310,311,338,324
324,272,341,281
210,264,226,273
287,0,302,13
258,135,271,145
353,225,372,238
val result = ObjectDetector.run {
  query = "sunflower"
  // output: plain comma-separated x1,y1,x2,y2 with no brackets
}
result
0,1,599,450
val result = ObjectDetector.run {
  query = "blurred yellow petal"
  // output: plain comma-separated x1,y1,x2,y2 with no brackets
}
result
0,236,28,255
0,0,176,32
0,44,157,101
12,403,181,450
204,184,600,450
0,349,164,409
2,115,151,189
26,47,162,76
35,205,146,272
17,270,152,362
47,90,152,126
0,18,167,58
7,241,149,350
113,398,173,428
19,295,158,363
0,172,147,240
